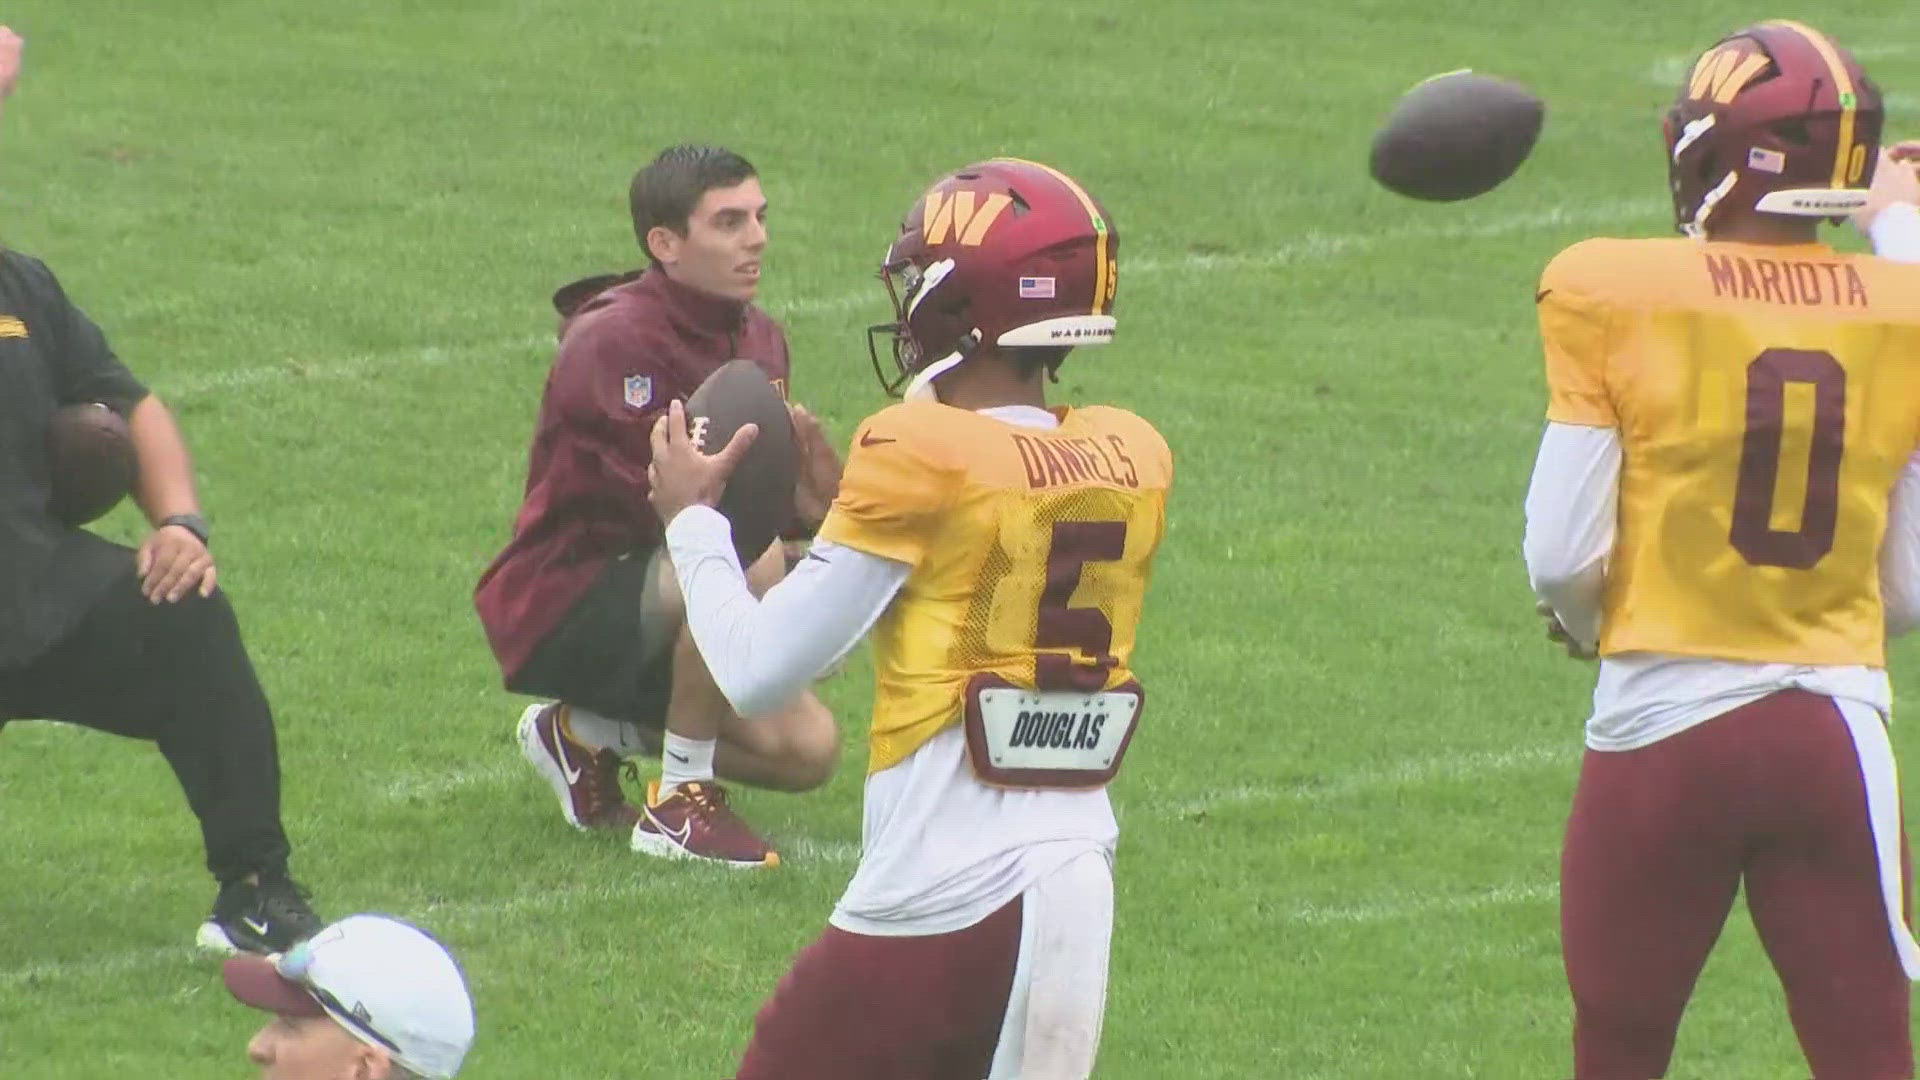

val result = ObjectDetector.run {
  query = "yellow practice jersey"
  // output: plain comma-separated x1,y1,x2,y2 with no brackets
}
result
1539,237,1920,665
817,400,1173,773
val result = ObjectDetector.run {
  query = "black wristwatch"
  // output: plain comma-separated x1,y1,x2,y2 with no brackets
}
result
161,513,211,545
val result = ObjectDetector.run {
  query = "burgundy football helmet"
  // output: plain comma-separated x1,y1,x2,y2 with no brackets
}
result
868,158,1118,398
1665,20,1883,238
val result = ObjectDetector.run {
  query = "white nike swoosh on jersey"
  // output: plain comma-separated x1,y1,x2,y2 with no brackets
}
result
243,917,271,936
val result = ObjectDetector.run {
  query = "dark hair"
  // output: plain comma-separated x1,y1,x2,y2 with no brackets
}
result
629,144,758,263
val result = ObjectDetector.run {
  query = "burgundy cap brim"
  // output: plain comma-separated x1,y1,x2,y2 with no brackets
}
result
222,955,325,1018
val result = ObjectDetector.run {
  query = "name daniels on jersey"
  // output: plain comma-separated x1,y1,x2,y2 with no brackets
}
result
1010,708,1108,751
1012,432,1140,490
1702,252,1871,308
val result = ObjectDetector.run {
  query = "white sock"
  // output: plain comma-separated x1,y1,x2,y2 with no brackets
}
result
659,732,716,794
561,707,652,758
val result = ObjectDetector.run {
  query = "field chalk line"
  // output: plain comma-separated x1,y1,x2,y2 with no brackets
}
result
6,200,1628,987
164,199,1659,402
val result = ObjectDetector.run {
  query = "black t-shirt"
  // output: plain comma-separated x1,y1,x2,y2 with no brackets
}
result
0,250,149,668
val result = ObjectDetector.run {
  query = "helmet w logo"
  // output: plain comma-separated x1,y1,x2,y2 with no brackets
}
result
922,191,1012,247
1689,47,1770,105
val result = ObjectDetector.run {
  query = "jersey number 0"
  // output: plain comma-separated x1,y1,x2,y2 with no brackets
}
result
1730,348,1846,570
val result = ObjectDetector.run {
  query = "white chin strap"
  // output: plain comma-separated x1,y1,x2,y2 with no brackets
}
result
1684,171,1740,239
1672,115,1726,240
903,349,967,402
901,257,965,401
1671,115,1717,160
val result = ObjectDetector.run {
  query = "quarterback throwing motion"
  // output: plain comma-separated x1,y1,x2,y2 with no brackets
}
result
650,158,1170,1078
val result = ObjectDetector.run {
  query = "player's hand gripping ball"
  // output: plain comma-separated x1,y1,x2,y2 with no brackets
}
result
1370,70,1545,202
676,359,798,565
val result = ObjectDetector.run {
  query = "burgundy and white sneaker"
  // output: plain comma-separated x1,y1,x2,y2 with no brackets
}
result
516,703,642,831
631,780,780,868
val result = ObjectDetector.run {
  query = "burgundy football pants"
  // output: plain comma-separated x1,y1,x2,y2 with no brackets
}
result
733,896,1022,1080
1562,689,1912,1079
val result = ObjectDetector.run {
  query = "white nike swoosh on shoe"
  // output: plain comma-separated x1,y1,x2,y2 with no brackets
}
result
243,917,271,936
651,811,693,847
549,721,583,784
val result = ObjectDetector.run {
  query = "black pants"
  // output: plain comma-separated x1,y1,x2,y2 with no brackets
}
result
0,570,290,882
506,550,676,728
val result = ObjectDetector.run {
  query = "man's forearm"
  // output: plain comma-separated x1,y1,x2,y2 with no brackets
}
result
666,506,907,718
127,394,201,523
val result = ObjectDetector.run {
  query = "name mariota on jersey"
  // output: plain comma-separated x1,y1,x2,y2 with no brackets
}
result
1702,251,1870,308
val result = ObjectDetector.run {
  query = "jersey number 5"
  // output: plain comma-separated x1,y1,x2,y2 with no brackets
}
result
1035,520,1127,692
1731,348,1845,569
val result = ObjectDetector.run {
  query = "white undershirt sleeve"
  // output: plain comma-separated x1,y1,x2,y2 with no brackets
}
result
664,505,911,718
1870,202,1920,264
1881,452,1920,637
1522,422,1622,651
1863,204,1920,631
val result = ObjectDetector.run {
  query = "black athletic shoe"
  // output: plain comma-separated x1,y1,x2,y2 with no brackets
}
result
195,872,322,955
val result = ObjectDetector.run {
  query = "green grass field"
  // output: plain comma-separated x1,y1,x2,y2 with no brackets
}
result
1,1,1917,1075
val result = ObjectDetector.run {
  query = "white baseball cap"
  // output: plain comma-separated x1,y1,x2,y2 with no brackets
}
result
224,914,475,1079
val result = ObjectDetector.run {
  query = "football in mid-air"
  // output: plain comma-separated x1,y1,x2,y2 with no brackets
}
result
1369,70,1545,202
47,402,137,526
685,359,797,565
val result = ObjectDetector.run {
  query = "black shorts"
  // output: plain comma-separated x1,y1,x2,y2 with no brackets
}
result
505,550,678,727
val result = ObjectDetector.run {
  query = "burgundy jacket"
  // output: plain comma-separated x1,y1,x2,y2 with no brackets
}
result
474,266,790,679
